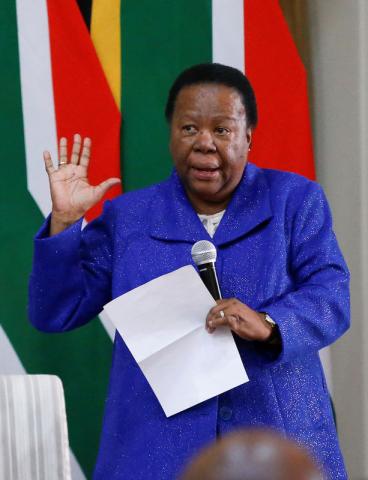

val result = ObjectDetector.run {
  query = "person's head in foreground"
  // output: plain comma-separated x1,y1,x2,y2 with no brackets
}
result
179,429,324,480
166,62,257,214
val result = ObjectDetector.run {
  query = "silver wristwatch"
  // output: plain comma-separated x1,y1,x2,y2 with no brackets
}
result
261,312,280,345
263,313,276,329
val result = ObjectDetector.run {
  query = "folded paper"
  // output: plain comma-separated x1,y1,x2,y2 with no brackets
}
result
101,265,248,417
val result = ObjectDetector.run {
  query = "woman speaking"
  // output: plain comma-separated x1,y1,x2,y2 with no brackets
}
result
29,63,349,479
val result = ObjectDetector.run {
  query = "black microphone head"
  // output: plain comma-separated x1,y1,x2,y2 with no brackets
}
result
191,240,217,266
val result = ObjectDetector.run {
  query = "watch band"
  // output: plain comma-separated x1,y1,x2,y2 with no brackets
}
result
260,312,280,345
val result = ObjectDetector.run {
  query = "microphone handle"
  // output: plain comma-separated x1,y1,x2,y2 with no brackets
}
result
198,262,222,301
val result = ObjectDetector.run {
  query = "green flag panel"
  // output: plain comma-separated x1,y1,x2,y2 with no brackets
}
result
121,0,213,191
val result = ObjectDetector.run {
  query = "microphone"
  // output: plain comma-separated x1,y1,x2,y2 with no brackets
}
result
191,240,222,300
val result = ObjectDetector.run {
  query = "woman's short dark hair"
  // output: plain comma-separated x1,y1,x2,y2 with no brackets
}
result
165,63,258,128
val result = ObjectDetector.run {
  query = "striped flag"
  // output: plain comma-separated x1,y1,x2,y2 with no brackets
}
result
0,0,314,477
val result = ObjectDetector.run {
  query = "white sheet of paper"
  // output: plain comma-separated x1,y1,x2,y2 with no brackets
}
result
102,265,248,417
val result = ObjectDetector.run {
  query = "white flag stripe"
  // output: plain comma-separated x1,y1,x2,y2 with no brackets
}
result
0,327,86,480
99,311,115,341
319,346,333,395
212,0,245,72
69,452,86,480
16,0,56,217
0,326,25,375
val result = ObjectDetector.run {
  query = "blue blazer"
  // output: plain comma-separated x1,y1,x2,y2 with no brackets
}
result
29,163,350,479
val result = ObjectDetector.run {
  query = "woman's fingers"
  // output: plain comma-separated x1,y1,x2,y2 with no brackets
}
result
206,305,230,333
57,134,90,167
94,177,121,201
43,150,56,175
209,300,233,316
70,133,82,164
206,298,272,341
79,137,91,168
59,137,68,167
50,135,93,168
44,135,120,235
206,299,236,327
207,310,243,336
206,298,245,335
208,310,228,328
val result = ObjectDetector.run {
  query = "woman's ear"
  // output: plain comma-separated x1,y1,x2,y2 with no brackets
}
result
246,129,252,150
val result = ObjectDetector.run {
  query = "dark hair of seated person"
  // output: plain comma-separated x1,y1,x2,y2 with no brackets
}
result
179,429,324,480
165,63,258,129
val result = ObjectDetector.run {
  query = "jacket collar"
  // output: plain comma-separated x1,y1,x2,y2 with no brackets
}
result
149,163,273,247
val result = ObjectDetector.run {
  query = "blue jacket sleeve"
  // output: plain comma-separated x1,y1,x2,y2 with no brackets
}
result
263,183,350,363
28,201,114,332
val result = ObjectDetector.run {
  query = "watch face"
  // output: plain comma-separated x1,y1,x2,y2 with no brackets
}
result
264,314,276,327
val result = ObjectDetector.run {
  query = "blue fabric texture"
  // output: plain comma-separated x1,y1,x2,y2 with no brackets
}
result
29,163,350,479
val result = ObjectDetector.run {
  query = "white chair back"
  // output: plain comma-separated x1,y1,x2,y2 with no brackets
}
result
0,375,71,480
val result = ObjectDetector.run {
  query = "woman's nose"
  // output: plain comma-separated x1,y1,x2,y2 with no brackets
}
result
193,130,216,152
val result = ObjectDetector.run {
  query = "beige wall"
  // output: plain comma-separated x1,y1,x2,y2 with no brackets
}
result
308,1,368,478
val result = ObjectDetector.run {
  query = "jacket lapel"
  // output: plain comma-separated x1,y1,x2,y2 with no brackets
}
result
149,163,273,245
213,163,273,247
149,170,211,243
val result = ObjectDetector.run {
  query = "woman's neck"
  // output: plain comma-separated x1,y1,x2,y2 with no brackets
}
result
186,191,229,215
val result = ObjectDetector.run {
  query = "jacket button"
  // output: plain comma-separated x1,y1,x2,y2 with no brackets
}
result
219,406,232,421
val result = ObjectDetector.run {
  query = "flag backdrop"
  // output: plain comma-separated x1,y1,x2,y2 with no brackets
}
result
0,0,314,477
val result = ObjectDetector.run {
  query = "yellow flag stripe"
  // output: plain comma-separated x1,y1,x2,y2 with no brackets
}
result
91,0,121,109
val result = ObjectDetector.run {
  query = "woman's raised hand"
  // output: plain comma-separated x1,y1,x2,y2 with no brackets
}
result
44,134,121,235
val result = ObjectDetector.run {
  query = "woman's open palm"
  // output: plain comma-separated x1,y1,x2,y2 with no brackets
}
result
44,134,120,234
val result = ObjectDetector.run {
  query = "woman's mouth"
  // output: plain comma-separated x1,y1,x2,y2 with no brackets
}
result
191,166,220,180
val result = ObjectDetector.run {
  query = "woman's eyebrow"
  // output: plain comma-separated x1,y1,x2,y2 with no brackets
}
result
212,115,238,122
178,113,238,122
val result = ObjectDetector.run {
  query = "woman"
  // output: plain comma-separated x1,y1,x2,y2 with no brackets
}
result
29,63,349,479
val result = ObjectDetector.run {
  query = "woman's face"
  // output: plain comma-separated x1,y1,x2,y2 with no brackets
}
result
169,83,252,214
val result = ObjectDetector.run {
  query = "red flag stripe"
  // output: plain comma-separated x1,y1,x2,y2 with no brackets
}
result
244,0,315,180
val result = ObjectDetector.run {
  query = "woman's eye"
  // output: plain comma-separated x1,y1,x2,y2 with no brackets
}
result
215,127,230,135
182,125,196,134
